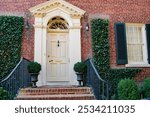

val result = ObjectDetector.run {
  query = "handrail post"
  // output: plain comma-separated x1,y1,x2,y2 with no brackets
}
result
106,83,109,100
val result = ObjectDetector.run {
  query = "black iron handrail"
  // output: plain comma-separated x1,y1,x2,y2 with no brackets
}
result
85,58,109,100
0,58,31,98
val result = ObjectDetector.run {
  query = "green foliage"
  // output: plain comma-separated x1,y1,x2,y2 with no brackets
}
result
117,79,140,100
141,77,150,98
109,68,140,96
0,87,11,100
74,62,87,73
27,61,42,73
91,19,110,72
91,19,141,97
0,16,24,79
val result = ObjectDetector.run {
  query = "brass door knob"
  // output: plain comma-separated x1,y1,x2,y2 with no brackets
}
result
49,60,53,62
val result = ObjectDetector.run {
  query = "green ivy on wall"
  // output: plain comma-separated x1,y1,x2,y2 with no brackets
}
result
91,19,141,97
0,16,24,79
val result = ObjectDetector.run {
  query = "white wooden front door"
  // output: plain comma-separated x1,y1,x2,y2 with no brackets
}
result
46,33,69,82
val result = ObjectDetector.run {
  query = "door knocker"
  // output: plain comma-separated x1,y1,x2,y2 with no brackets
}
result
57,40,60,47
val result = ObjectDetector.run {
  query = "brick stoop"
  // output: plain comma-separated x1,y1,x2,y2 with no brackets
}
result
16,86,95,100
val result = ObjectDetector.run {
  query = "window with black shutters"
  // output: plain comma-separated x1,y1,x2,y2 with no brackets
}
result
115,23,150,66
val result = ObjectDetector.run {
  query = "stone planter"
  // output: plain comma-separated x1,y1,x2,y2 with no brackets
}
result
76,72,84,86
30,73,39,88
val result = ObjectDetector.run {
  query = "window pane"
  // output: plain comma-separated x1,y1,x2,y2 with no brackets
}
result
128,45,143,62
126,24,144,63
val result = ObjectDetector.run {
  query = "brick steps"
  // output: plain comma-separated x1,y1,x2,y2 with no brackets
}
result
19,87,92,95
16,86,95,100
16,94,94,100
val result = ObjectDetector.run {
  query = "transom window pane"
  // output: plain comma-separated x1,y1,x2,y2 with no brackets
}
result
49,22,68,29
47,16,69,30
126,24,145,64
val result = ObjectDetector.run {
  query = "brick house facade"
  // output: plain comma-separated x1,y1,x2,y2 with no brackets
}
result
0,0,150,85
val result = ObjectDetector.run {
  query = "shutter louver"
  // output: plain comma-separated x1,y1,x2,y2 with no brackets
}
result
115,23,128,64
146,24,150,64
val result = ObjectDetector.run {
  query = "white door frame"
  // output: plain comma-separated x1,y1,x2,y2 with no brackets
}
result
34,10,83,86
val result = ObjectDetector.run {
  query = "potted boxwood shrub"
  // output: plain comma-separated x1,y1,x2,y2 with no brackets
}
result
27,61,41,88
73,62,87,86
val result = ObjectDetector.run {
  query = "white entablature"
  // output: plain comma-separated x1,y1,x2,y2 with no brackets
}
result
29,0,85,18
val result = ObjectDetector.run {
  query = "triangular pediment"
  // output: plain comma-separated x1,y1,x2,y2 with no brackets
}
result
29,0,86,18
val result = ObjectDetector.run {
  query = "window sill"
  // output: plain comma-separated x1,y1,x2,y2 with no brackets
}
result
125,64,150,68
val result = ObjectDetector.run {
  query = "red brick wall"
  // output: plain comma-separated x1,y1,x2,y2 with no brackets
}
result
66,0,150,62
0,0,46,12
0,0,150,82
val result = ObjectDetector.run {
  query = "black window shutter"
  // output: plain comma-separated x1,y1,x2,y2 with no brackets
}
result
115,23,128,65
146,24,150,64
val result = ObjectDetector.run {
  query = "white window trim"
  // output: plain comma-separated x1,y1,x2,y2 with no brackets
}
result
126,64,150,67
125,23,149,65
142,25,148,64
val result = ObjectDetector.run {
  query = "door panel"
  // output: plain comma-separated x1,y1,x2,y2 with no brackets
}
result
47,33,69,81
60,42,67,57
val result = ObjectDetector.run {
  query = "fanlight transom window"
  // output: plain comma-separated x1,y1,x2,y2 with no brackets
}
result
48,17,68,30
